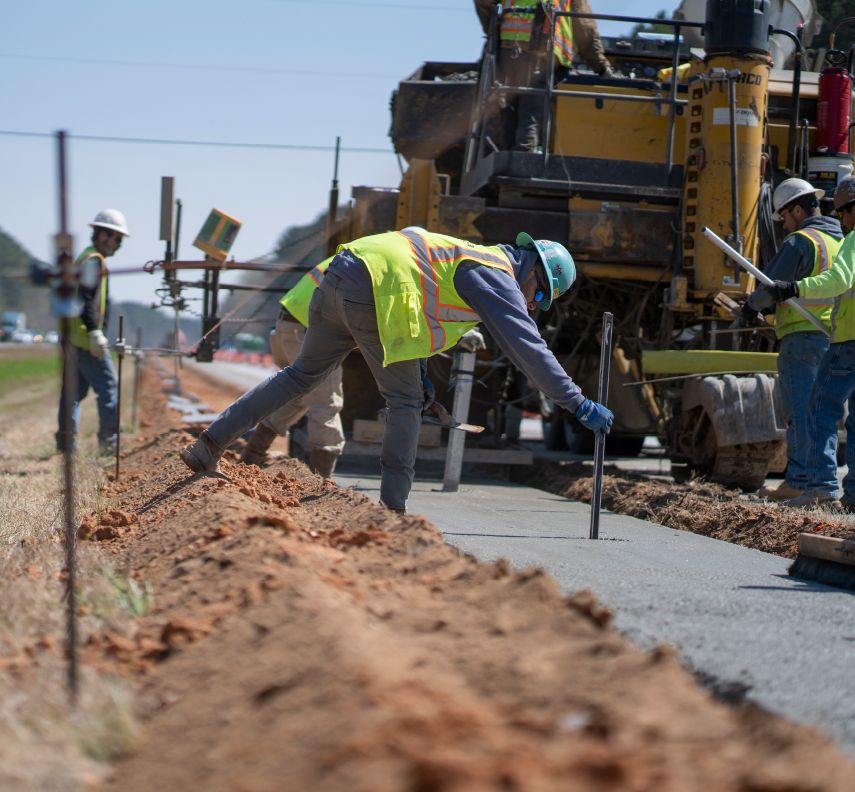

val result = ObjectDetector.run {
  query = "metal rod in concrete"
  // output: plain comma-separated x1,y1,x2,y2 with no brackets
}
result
589,312,614,540
442,350,477,492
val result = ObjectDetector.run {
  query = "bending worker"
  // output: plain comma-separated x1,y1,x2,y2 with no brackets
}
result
240,257,344,479
754,176,855,510
56,209,130,455
180,227,614,513
743,178,843,501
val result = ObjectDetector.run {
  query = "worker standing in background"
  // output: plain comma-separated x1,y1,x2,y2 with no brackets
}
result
743,178,843,502
55,209,129,454
754,176,855,510
180,227,614,514
478,0,612,151
240,257,344,479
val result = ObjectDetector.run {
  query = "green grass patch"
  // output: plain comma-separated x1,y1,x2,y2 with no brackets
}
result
0,353,61,396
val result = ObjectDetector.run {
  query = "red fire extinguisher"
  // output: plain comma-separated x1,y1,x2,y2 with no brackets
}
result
816,50,852,155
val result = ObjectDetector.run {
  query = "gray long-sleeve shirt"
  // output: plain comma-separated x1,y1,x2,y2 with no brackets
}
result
747,215,843,312
326,243,586,414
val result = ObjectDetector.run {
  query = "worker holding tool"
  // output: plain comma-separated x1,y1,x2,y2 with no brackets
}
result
753,176,855,509
55,209,130,455
240,258,344,479
180,227,613,513
483,0,612,151
744,178,843,501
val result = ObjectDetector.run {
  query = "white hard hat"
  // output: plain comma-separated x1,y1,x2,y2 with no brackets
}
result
772,178,824,221
90,208,130,237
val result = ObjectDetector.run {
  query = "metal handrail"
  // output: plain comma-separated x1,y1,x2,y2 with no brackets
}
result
463,8,704,183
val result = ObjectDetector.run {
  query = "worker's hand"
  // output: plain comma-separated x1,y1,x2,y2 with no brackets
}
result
423,399,451,423
738,299,764,327
458,328,486,352
576,398,614,435
754,280,799,309
88,329,109,360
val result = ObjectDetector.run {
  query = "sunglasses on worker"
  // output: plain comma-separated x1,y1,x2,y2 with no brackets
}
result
533,263,549,305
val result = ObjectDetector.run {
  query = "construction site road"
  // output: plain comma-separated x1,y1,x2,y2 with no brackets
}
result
334,469,855,758
187,358,855,758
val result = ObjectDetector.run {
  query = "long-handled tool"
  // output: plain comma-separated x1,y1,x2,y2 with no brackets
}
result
703,227,830,337
589,312,614,540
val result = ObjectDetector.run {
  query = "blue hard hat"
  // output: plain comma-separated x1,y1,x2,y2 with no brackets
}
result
516,232,576,310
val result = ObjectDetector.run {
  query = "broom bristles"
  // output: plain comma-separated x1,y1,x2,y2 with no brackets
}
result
789,553,855,591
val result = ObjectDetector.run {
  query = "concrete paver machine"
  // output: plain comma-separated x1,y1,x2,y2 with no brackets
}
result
335,0,854,489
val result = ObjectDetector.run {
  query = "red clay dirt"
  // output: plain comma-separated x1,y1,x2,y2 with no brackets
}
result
81,362,855,790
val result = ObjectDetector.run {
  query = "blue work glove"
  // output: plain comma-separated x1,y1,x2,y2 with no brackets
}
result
753,280,798,309
576,398,614,435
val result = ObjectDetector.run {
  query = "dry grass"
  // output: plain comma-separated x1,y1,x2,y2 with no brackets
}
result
0,353,141,791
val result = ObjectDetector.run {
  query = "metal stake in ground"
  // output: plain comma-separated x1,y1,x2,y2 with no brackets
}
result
442,349,477,492
589,312,614,540
131,327,142,431
52,130,79,702
114,315,125,481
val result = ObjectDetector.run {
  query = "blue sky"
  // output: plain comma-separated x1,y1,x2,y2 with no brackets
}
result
2,0,677,304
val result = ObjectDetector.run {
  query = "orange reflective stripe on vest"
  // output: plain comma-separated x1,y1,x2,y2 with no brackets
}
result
399,228,513,353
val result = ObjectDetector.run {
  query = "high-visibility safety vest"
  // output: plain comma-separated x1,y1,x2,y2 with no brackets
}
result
775,228,842,338
279,256,333,327
500,0,574,68
68,246,108,351
340,228,514,366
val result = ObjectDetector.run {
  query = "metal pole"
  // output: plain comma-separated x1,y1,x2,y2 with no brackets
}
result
55,130,79,703
702,227,830,336
589,312,614,540
114,315,124,481
727,73,742,254
326,136,340,256
442,350,477,492
131,327,142,430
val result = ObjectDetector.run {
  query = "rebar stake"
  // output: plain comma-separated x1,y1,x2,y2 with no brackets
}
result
114,315,125,481
54,130,79,703
442,350,477,492
589,312,614,540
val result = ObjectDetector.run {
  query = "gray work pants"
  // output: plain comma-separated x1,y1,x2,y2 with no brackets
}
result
261,318,345,454
204,272,423,510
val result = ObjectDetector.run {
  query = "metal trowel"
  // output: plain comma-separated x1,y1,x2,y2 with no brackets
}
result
422,413,484,433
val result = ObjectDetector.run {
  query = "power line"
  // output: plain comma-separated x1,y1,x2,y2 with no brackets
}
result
0,129,393,154
0,52,397,80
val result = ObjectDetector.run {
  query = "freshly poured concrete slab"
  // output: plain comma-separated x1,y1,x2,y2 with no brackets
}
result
335,470,855,757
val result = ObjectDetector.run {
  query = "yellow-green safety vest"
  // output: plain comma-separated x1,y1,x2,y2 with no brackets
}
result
340,228,514,366
500,0,574,68
279,256,333,327
775,228,842,338
68,246,108,350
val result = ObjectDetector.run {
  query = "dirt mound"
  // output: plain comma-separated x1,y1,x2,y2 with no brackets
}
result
60,364,854,790
516,462,855,559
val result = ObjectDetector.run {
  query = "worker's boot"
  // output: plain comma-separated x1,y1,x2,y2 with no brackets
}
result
308,448,338,479
757,481,803,501
180,432,223,473
241,424,278,467
379,500,407,516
